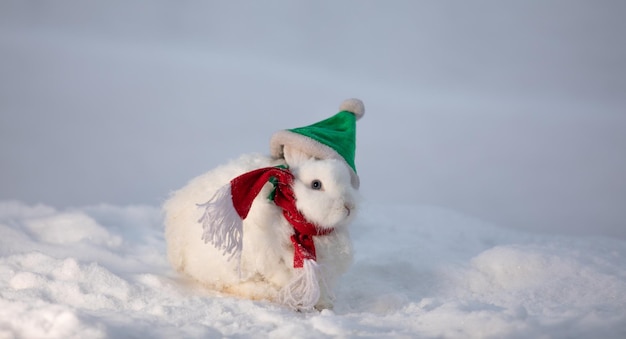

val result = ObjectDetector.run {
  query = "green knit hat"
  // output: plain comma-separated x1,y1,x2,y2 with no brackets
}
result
270,98,365,188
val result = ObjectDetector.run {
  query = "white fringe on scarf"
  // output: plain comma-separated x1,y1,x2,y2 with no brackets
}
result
197,184,243,263
278,259,326,311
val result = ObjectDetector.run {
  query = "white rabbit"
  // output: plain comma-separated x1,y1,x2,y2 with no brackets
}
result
164,153,358,311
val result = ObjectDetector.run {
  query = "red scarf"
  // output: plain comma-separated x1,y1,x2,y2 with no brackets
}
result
229,167,333,268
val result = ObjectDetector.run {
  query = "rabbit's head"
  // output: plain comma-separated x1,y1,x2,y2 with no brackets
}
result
291,159,359,230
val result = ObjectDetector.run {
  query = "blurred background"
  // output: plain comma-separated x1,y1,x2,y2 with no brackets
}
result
1,1,625,238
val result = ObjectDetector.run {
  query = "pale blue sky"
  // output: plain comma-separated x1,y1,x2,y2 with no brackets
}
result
1,0,625,238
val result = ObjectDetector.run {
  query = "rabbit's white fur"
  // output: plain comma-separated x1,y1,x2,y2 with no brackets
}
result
164,153,357,310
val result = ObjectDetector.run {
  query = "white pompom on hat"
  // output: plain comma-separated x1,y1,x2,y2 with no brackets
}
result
338,98,365,120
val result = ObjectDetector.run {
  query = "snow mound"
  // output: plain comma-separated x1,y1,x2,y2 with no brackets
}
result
24,212,122,247
1,201,625,338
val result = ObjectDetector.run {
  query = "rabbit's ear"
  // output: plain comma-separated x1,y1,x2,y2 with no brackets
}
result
283,145,315,168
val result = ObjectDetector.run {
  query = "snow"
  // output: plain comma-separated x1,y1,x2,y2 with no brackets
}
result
1,201,625,338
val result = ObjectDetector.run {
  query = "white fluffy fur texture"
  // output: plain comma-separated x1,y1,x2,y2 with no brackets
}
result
164,153,357,310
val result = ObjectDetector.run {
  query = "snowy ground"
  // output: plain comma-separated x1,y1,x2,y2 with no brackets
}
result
1,200,625,338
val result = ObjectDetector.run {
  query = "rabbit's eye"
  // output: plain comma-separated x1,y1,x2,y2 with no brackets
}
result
311,179,323,190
